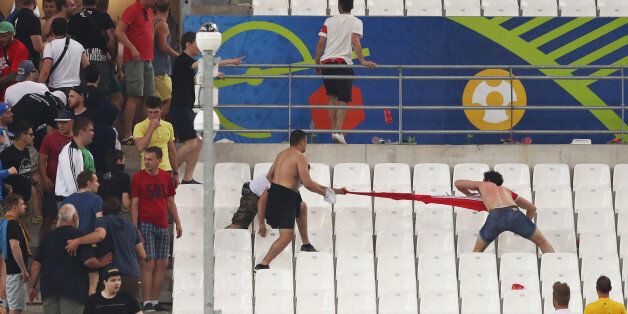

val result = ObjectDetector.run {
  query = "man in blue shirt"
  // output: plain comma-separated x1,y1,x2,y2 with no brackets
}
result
63,170,102,233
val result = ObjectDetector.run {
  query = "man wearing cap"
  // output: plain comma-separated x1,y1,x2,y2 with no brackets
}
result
4,60,48,107
0,21,29,102
37,107,73,239
68,86,92,120
27,204,112,313
83,268,142,314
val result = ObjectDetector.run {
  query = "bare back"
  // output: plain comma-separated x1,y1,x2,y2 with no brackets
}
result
477,183,517,210
269,147,305,191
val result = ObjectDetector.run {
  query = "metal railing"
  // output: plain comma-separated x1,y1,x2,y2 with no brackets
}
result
212,64,626,143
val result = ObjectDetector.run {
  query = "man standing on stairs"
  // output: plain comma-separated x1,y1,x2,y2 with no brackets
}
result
254,130,347,270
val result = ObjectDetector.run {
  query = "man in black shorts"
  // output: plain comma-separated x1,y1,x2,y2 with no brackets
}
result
315,0,377,144
254,130,347,270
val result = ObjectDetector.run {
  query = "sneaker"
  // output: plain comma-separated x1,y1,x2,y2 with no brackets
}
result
143,303,156,312
300,243,318,252
332,133,347,144
154,303,170,311
121,137,135,146
180,179,202,185
32,215,43,224
254,264,270,272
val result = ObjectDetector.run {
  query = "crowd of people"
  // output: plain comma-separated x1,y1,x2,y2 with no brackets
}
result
0,0,225,312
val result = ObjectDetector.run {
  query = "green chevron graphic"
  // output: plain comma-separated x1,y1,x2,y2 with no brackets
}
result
450,17,628,141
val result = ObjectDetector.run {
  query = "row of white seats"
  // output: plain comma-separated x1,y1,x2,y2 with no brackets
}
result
212,162,628,195
252,0,626,16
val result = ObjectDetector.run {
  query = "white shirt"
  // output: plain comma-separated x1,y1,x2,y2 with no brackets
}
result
42,37,85,89
318,14,363,64
248,176,271,197
4,81,49,107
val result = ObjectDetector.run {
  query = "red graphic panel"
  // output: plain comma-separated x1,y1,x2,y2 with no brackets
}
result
308,85,365,130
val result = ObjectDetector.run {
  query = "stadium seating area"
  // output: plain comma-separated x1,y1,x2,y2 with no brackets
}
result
252,0,627,16
171,161,628,313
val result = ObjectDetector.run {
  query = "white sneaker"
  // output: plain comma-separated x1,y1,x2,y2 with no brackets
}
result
332,133,347,144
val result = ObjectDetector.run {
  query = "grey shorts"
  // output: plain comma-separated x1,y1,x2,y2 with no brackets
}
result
140,221,171,260
5,274,26,310
42,294,84,314
479,206,537,244
123,61,156,97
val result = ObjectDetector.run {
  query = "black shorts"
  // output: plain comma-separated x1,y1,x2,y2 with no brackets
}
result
322,65,354,103
42,191,61,219
264,183,302,229
169,106,198,142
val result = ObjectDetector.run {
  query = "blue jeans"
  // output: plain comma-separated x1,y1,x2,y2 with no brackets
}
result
479,207,536,243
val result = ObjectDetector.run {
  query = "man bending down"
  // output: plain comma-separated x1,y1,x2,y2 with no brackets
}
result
254,130,347,270
454,170,554,253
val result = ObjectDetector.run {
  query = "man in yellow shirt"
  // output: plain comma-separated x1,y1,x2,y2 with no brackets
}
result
133,96,179,186
584,276,627,314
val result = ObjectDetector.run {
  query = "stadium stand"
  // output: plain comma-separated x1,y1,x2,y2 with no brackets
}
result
559,0,597,16
252,0,290,15
521,0,559,16
405,0,443,16
597,0,628,16
366,0,405,16
290,0,328,16
481,0,520,16
444,0,482,16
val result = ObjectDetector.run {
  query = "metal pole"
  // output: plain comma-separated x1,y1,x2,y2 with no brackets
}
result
509,66,514,141
398,66,403,143
622,66,625,143
202,50,216,314
288,65,292,134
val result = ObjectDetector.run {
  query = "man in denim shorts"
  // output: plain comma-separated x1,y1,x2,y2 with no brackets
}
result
454,170,554,253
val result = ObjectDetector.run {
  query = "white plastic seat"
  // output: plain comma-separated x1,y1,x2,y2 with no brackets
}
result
213,208,235,231
459,253,497,275
252,0,289,15
415,207,453,232
254,289,293,314
615,189,628,212
417,229,455,254
296,290,335,314
453,163,490,195
214,229,251,255
174,251,203,270
373,185,412,212
295,253,334,292
414,185,453,213
543,291,584,314
215,163,251,187
334,207,373,234
618,211,628,237
174,227,203,253
215,262,253,292
573,164,611,191
290,0,327,15
366,0,404,16
534,186,573,211
559,0,596,16
581,253,620,278
374,208,413,235
541,271,581,296
457,230,495,254
254,251,293,271
418,271,458,297
333,163,371,188
329,0,366,15
541,253,579,278
336,270,376,294
173,268,203,292
497,232,537,257
536,209,575,232
253,162,272,178
539,230,577,255
455,210,488,234
334,186,372,211
337,290,376,314
172,290,204,313
574,187,613,212
214,185,242,210
377,253,416,292
502,290,542,314
254,229,292,257
405,0,443,15
306,163,331,186
460,290,501,313
598,0,628,16
375,229,414,256
255,269,293,292
295,207,332,232
215,251,251,273
500,253,539,277
335,230,373,255
294,228,334,253
444,0,482,16
579,231,617,257
521,0,559,15
500,269,540,294
533,164,571,191
179,206,203,227
417,252,457,278
613,164,628,191
583,271,623,302
337,251,374,271
175,185,203,208
509,185,533,201
576,209,615,234
378,290,418,314
214,290,253,314
300,189,332,211
494,164,530,188
482,0,520,16
413,163,451,191
419,290,459,313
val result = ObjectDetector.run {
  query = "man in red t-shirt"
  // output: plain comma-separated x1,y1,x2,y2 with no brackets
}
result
131,145,181,312
114,0,156,145
0,21,30,101
38,108,74,239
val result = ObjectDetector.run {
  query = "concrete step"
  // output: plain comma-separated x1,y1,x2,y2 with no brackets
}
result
191,4,253,15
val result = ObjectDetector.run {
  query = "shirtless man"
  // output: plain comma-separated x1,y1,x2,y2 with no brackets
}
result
254,130,347,270
454,170,554,253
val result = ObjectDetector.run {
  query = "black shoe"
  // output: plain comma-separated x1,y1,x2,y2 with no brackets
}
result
154,303,170,311
300,243,318,252
181,179,202,184
143,303,156,312
254,263,270,271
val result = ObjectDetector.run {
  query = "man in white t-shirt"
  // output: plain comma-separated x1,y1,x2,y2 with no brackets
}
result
5,60,49,107
39,17,89,92
315,0,376,144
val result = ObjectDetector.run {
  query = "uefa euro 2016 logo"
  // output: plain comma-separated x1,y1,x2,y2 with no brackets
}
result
462,69,527,131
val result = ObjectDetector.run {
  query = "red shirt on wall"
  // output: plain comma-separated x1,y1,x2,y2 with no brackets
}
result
120,0,154,63
131,169,175,228
39,130,73,183
0,39,29,101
